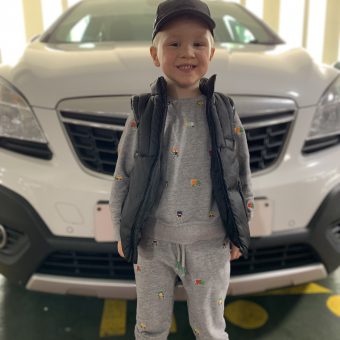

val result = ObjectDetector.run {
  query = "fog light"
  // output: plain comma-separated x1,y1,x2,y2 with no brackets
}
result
0,224,7,249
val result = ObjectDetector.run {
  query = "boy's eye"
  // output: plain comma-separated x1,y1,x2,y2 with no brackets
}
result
193,42,206,47
169,42,179,47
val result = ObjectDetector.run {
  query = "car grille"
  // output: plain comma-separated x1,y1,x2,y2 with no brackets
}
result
61,112,124,175
61,115,290,175
242,113,292,172
59,104,294,175
37,243,320,279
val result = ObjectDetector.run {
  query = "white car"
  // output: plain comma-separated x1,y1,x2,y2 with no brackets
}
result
0,0,339,299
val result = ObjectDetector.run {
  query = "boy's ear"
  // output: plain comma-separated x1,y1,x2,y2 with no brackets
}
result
150,46,160,67
209,47,216,61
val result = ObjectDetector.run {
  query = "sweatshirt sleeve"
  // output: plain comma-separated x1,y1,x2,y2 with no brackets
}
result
234,111,255,221
109,112,138,241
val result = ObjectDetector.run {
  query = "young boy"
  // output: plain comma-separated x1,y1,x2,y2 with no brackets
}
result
110,0,254,338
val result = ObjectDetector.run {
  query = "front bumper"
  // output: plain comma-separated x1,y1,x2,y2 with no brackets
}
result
27,264,327,299
1,183,339,298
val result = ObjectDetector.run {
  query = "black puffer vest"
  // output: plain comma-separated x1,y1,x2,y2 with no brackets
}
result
120,75,250,263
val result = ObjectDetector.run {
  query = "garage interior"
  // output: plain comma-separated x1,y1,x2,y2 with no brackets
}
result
1,270,340,339
1,0,340,340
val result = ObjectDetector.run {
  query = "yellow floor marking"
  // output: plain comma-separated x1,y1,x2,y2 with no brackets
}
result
327,295,340,317
257,283,331,296
99,299,127,337
224,300,268,330
170,313,177,333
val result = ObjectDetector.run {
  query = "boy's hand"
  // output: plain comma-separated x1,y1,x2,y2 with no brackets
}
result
230,242,242,261
117,240,125,258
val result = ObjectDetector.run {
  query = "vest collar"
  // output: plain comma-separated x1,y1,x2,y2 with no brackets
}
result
150,74,217,99
199,74,216,99
150,77,168,96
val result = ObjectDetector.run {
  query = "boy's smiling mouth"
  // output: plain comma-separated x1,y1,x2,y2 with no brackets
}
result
176,64,197,70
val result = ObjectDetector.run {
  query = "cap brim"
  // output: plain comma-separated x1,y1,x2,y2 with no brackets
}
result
153,9,215,40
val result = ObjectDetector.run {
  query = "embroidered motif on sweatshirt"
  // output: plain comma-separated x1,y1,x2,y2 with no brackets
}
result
193,328,201,335
130,120,137,128
217,298,224,305
136,265,142,272
223,241,228,248
209,211,215,218
185,119,195,128
247,200,255,209
191,179,201,187
234,126,245,134
170,146,179,157
194,279,205,286
197,100,204,106
158,291,165,299
177,211,183,218
114,175,124,181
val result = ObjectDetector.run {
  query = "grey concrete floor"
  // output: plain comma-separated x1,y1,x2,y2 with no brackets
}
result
0,268,340,340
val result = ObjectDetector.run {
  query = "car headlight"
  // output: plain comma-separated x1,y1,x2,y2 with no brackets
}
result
0,77,47,143
307,75,340,141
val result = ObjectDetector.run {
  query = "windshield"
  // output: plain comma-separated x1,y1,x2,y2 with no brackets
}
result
42,0,283,45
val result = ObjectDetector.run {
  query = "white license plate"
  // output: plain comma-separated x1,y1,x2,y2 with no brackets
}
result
94,203,115,242
249,198,273,237
94,199,273,241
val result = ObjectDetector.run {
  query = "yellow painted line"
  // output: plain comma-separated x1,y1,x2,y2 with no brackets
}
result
256,283,331,296
327,295,340,317
170,313,177,333
224,300,268,330
99,299,127,337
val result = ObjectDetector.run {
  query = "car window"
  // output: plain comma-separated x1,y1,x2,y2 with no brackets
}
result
221,15,256,43
42,0,282,45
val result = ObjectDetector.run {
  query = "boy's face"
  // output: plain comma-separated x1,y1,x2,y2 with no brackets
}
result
150,17,215,97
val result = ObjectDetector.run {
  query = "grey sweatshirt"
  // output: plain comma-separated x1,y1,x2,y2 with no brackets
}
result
109,95,254,244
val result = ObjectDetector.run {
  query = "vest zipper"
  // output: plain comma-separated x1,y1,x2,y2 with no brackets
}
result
207,98,247,256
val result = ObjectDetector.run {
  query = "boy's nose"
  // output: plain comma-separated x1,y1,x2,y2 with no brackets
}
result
179,45,195,58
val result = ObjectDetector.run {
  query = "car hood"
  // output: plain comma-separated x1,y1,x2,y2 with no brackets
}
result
1,41,338,108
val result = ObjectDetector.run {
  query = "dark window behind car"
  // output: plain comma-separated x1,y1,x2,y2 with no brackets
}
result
42,0,283,45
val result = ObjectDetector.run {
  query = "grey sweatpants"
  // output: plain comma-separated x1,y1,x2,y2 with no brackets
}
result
134,236,231,340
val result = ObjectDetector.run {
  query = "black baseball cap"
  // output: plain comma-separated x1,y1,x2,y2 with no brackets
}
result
152,0,216,41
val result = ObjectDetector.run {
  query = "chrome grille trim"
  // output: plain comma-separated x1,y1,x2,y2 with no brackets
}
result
242,114,294,129
60,113,294,131
61,118,125,131
231,96,297,116
57,96,131,117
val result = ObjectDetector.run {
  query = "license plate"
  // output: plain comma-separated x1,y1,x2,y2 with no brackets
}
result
94,199,273,241
249,198,273,237
94,202,115,242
